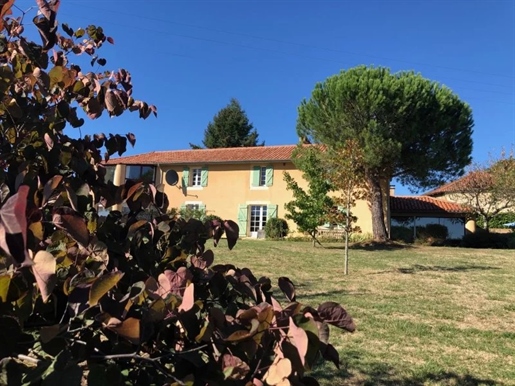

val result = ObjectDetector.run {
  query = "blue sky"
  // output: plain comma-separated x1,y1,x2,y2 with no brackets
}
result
17,0,515,194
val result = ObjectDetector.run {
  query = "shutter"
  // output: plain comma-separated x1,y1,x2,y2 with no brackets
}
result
251,166,260,187
265,165,274,187
201,166,208,187
266,204,278,220
182,167,190,187
180,204,186,212
199,203,206,212
237,204,248,236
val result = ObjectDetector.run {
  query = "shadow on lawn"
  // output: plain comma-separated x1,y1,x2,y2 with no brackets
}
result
325,241,412,251
395,264,500,274
313,357,501,385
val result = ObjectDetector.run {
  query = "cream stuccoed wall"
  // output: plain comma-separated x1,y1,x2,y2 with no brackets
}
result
112,162,374,236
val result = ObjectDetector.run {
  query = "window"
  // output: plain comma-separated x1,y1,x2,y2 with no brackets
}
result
104,165,115,183
191,168,202,187
182,166,208,188
251,165,273,187
249,205,267,233
238,204,278,237
125,165,155,183
186,203,200,210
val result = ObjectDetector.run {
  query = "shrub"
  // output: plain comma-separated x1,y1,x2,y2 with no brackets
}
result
415,224,449,245
462,232,515,249
0,4,355,385
477,212,515,229
265,217,289,239
390,226,413,243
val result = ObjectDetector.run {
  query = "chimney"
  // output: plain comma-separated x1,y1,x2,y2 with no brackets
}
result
389,185,395,196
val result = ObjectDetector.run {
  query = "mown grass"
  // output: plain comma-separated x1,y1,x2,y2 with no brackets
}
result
213,239,515,385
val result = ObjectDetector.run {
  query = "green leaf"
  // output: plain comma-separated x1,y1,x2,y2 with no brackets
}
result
48,66,63,88
89,271,124,307
74,28,85,38
0,275,10,302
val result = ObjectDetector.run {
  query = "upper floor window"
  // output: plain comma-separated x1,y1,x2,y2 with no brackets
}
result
191,168,202,187
251,165,274,188
126,165,155,183
182,166,208,188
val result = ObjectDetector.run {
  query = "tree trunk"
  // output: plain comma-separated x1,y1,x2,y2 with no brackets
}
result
367,175,388,241
484,215,490,233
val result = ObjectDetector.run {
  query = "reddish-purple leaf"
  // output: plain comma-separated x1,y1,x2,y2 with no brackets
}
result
320,342,340,369
191,249,214,269
0,185,30,266
44,133,54,150
223,220,239,250
317,301,355,332
126,132,136,147
278,276,296,302
178,283,194,312
212,221,224,247
288,317,308,367
107,36,114,44
43,175,62,205
52,208,89,246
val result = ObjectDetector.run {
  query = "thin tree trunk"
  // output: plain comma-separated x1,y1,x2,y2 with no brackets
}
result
367,174,388,241
484,215,490,233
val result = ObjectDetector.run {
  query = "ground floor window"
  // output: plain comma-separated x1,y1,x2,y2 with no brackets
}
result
249,205,267,233
238,204,278,237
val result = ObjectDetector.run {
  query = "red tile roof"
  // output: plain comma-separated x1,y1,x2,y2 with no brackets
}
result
424,172,481,196
390,196,469,214
105,145,299,165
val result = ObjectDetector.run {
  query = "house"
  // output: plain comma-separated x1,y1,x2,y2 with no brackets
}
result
389,195,471,239
105,145,471,239
105,145,374,237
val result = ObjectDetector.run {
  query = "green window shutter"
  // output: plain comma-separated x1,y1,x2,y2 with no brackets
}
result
267,204,278,219
265,165,274,187
251,166,260,187
182,167,190,187
237,204,248,236
180,204,186,212
199,203,206,211
201,166,208,187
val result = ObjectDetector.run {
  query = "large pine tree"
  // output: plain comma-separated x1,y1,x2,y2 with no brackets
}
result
190,98,264,149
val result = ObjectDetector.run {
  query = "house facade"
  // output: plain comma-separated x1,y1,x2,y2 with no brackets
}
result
105,145,374,237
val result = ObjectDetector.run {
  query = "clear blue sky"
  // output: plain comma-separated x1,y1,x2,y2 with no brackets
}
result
18,0,515,194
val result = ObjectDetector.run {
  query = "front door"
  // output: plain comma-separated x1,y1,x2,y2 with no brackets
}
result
249,205,267,238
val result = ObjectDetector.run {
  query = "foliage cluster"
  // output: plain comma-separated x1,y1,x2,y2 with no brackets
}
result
264,218,289,239
283,146,334,247
476,212,515,230
0,2,354,385
190,98,263,149
297,66,474,241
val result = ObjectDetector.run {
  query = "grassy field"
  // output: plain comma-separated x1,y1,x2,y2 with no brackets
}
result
213,240,515,386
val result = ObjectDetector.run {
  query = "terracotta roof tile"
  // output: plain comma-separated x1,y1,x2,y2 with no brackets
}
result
425,172,481,196
105,145,299,165
390,196,468,214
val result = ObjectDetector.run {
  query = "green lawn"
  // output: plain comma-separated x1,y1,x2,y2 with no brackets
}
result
213,239,515,386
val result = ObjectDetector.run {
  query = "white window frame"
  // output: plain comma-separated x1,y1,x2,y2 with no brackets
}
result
188,166,203,190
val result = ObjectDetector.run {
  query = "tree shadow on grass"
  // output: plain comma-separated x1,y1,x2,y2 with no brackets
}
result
313,356,501,385
395,264,500,274
325,242,413,251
